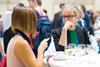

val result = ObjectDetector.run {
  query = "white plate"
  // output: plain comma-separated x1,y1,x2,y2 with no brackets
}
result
53,51,67,61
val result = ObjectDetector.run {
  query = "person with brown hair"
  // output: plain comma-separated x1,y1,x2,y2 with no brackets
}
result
7,6,49,67
3,3,25,54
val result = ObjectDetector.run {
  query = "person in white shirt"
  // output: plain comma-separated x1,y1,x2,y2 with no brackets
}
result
3,10,12,32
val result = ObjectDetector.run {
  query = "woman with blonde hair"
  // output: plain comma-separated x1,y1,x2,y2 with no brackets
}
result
52,5,90,51
7,6,49,67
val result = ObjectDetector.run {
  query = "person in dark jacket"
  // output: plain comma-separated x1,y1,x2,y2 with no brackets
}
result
52,3,65,29
52,6,91,51
3,3,25,53
81,4,90,33
3,27,15,53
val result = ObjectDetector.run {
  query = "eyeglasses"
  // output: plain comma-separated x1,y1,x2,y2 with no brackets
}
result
62,15,76,19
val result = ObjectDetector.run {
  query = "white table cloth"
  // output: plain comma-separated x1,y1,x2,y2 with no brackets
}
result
44,52,100,67
44,37,100,67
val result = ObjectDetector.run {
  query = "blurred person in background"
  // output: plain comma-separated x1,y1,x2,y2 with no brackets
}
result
3,10,12,32
0,15,3,38
3,10,13,54
28,0,52,57
75,6,88,33
87,9,95,35
0,14,4,62
3,3,25,54
0,41,4,62
81,4,90,34
52,3,65,29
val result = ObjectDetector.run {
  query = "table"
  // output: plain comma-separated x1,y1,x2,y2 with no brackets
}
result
44,51,100,67
44,38,100,67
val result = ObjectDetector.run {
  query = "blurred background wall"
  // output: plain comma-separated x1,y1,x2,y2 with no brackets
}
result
0,0,99,21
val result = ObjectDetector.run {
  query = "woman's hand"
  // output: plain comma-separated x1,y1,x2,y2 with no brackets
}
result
63,21,73,30
38,38,49,52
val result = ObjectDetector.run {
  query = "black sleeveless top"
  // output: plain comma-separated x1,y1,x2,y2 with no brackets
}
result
16,30,30,45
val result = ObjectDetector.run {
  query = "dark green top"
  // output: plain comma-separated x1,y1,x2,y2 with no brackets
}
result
69,30,78,48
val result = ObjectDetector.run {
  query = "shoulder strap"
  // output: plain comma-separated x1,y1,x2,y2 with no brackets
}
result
16,30,34,49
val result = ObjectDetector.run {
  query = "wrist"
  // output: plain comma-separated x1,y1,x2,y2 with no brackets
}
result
38,48,44,53
62,27,68,34
38,49,44,58
62,27,68,31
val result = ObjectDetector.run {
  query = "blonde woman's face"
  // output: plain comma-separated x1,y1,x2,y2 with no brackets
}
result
62,8,77,24
61,8,77,30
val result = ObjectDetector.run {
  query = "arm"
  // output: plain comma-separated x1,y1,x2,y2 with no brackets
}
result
59,28,68,46
59,21,72,46
52,28,65,51
14,38,48,67
52,21,72,51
